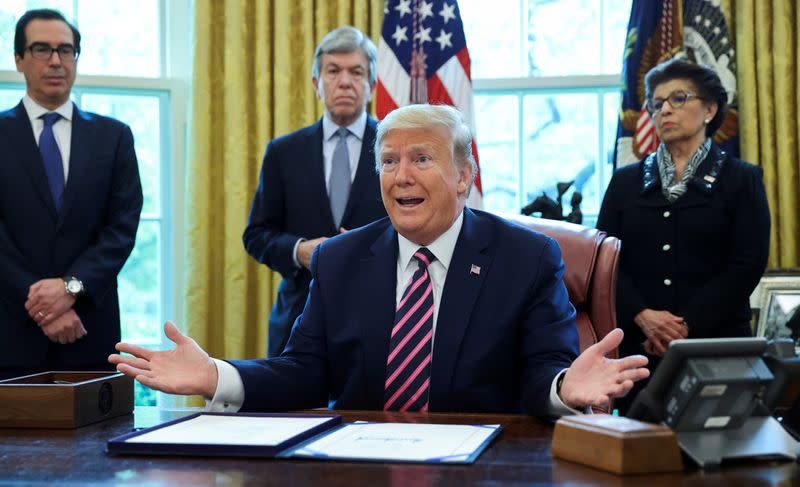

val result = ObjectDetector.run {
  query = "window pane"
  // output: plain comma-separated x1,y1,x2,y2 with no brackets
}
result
602,90,621,178
80,93,161,215
135,382,156,406
118,220,160,346
527,0,601,76
0,88,24,108
602,0,632,74
0,1,74,71
76,0,160,77
474,94,520,213
460,0,522,78
522,93,599,223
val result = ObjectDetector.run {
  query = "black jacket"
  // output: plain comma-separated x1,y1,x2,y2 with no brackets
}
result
597,144,770,356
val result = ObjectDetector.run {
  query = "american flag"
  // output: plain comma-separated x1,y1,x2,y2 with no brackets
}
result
376,0,483,208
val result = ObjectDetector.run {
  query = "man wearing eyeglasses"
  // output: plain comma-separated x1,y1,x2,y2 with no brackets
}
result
0,9,143,379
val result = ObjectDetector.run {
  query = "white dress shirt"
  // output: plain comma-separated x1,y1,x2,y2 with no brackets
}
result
22,95,73,182
209,211,580,417
291,111,369,268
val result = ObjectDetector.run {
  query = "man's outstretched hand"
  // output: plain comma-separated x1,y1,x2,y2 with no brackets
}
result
109,321,218,398
558,328,650,409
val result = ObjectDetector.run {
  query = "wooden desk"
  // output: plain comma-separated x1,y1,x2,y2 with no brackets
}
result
0,408,796,486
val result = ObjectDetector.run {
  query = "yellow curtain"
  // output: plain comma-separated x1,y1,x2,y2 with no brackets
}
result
731,0,800,268
185,0,384,366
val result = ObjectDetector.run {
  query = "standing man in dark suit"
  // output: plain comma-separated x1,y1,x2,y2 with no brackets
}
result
243,26,386,358
0,9,143,380
111,104,648,417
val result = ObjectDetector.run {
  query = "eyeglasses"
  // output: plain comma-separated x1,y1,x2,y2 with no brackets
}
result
646,90,702,115
26,42,80,62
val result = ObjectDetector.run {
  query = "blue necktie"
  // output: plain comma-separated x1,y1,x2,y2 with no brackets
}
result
329,127,351,228
39,113,65,210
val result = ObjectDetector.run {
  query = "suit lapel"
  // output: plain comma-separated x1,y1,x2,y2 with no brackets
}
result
5,103,59,219
341,116,378,227
360,223,399,408
58,103,91,226
429,209,493,409
306,120,337,233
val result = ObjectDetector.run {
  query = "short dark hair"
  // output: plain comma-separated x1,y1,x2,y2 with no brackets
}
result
644,58,727,137
14,9,81,59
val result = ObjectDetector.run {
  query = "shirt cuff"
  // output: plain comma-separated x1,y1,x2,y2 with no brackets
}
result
204,359,245,412
292,238,306,269
545,369,589,417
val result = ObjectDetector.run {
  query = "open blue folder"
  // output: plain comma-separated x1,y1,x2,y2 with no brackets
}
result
107,413,501,464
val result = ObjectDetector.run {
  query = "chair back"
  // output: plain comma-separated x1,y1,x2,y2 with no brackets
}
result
502,213,621,357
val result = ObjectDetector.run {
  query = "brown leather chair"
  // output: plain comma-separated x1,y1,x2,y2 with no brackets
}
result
501,213,621,357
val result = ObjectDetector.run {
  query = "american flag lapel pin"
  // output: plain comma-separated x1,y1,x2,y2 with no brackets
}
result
470,264,481,276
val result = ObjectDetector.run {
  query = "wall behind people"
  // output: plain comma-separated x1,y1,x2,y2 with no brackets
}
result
728,0,800,267
185,0,384,361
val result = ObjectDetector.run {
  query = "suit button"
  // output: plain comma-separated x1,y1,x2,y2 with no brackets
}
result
662,244,671,251
663,211,671,218
664,278,672,286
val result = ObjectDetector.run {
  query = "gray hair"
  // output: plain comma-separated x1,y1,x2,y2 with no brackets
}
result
375,104,477,180
311,26,377,85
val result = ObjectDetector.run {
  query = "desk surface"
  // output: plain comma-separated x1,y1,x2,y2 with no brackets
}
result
0,407,796,486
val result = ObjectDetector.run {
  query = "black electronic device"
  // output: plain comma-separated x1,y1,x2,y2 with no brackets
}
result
627,337,799,467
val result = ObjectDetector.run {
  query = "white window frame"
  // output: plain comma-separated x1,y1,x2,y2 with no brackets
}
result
474,75,622,218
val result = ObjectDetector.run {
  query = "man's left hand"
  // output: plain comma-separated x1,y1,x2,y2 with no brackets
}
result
25,278,76,327
558,329,650,409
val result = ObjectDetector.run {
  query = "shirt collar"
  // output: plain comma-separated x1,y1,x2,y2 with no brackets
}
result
322,110,367,142
397,210,464,272
23,95,73,123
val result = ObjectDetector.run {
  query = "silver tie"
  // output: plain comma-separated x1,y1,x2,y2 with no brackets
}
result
329,127,352,228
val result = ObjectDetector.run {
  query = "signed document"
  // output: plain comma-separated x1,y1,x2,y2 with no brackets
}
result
107,413,341,458
127,414,333,445
289,422,502,464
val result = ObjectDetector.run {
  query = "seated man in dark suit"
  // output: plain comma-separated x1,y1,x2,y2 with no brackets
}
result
110,104,648,417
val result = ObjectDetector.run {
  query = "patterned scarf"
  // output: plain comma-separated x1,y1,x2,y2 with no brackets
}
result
656,138,711,202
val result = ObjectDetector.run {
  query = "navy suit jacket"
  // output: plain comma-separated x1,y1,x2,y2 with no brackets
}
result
232,209,579,416
0,102,142,369
243,117,387,357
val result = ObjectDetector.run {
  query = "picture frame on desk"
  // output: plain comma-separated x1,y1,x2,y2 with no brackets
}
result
752,270,800,346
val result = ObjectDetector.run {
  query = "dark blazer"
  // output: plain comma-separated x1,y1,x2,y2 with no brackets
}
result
0,102,142,369
243,117,387,357
231,209,579,416
596,144,770,357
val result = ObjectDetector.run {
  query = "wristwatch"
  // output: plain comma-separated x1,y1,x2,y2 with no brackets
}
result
64,276,85,298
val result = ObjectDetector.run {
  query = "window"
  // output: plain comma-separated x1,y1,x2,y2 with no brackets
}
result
461,0,631,226
0,0,189,406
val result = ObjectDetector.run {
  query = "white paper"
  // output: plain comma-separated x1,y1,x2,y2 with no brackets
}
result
292,422,500,462
126,415,332,446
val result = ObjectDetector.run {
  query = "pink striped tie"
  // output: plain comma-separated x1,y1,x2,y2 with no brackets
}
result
384,247,436,412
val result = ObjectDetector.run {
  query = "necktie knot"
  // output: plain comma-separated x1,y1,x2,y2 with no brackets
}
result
336,127,350,140
414,247,436,269
41,112,61,127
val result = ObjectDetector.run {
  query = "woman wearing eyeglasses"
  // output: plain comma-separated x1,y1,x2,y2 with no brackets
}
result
597,58,770,412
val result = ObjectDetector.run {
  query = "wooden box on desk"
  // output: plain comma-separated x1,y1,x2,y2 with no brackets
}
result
0,371,134,428
551,414,683,475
